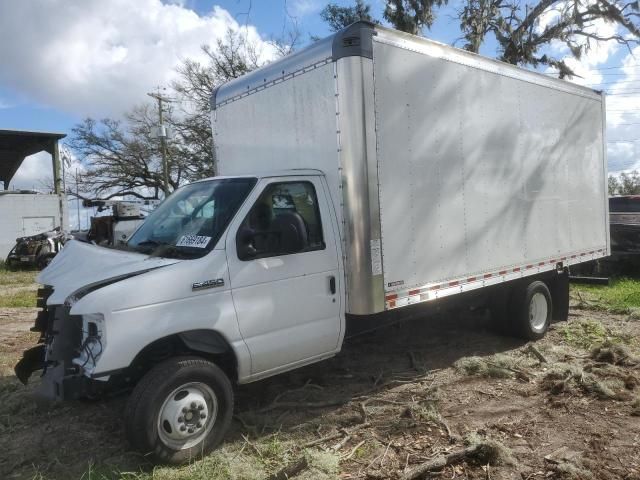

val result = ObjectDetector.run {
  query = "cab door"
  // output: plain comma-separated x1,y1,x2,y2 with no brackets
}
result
226,176,342,377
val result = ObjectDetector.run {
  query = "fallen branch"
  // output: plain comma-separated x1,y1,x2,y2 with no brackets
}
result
270,379,324,405
527,344,548,363
302,432,344,448
399,445,481,480
241,434,263,459
342,440,366,461
331,430,352,451
301,423,369,448
268,457,309,480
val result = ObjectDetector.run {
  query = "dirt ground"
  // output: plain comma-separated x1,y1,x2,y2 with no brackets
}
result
1,301,639,479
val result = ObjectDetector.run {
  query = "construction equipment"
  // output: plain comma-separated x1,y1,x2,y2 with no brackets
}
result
81,199,160,246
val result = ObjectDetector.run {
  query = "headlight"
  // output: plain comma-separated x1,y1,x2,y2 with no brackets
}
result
73,313,105,374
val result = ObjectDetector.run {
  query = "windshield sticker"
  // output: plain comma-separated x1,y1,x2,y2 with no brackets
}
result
176,235,211,248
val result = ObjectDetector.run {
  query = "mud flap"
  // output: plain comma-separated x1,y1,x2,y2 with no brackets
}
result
14,344,46,384
548,270,569,323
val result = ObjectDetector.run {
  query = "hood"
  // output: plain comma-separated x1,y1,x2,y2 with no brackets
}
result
39,240,180,305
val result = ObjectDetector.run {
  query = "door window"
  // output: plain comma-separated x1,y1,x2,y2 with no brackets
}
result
237,181,325,260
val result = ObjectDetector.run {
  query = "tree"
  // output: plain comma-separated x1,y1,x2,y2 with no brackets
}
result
70,113,169,200
609,174,620,195
457,0,640,77
608,171,640,195
71,29,267,200
321,1,640,78
384,0,448,34
619,170,640,194
320,0,378,31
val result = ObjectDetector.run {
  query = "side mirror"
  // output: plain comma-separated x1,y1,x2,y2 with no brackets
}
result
236,226,258,260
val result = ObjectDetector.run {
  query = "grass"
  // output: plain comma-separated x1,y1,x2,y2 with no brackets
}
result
0,265,38,307
558,319,633,350
454,354,520,379
571,277,640,313
0,289,37,307
0,266,37,287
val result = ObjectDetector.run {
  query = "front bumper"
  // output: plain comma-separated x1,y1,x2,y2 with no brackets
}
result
14,288,91,403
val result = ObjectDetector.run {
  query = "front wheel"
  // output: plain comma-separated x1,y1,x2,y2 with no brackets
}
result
124,356,233,464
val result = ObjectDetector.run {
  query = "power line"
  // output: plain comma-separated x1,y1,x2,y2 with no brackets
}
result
591,80,640,86
590,64,640,70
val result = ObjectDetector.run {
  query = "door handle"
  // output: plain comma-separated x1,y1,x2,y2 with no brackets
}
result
329,276,336,295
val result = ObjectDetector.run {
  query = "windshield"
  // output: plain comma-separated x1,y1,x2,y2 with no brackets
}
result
128,177,257,259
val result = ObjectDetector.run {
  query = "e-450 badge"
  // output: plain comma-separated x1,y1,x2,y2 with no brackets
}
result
192,278,225,291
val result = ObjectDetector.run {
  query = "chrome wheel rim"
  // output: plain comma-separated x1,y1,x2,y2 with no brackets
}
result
157,382,218,450
529,292,548,333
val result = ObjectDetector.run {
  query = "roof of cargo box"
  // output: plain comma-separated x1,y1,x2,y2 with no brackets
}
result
211,21,602,110
0,129,66,190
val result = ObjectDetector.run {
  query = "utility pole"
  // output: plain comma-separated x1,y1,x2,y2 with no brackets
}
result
147,89,171,197
76,168,81,231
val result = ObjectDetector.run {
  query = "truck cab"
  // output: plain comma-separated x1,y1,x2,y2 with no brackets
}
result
16,171,345,463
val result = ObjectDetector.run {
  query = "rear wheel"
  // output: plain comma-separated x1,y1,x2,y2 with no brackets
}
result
511,281,552,340
124,356,233,464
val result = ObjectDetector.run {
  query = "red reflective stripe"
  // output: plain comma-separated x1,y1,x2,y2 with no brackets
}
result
388,300,396,308
467,276,476,282
409,289,420,296
385,294,397,301
538,262,545,266
429,285,440,291
449,280,459,287
526,265,533,269
512,267,520,272
484,273,492,279
499,270,507,275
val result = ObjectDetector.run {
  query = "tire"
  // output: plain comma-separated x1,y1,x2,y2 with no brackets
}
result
511,281,553,340
124,356,233,464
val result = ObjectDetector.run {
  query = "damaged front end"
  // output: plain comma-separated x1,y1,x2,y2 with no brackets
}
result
14,287,101,403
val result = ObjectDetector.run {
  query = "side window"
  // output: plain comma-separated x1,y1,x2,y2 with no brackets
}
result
237,181,325,260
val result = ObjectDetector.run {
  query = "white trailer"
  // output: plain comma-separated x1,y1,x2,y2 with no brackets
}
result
16,23,608,464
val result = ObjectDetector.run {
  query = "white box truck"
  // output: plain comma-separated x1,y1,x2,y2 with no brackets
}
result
15,22,608,463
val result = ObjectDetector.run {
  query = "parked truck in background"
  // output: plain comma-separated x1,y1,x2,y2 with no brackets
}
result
15,22,609,464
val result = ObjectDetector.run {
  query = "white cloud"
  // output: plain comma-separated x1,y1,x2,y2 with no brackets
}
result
9,152,55,192
10,144,84,192
0,0,277,118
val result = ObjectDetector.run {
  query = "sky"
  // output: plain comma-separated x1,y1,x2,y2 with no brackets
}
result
1,0,639,221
